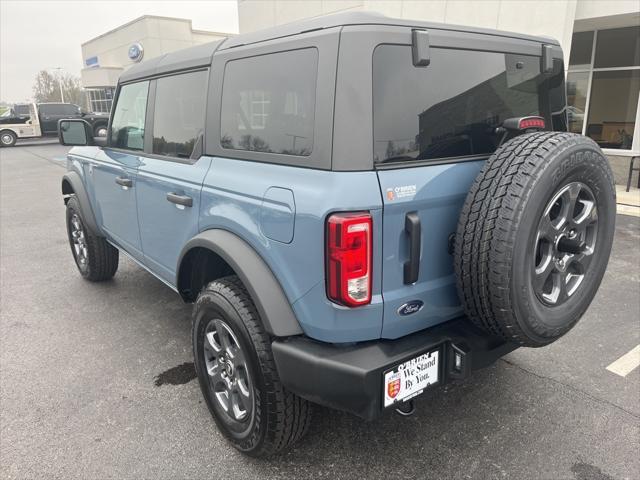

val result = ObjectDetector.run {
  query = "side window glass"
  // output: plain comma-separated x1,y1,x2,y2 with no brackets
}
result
110,81,149,151
221,48,318,156
39,105,53,115
152,70,208,159
63,104,80,115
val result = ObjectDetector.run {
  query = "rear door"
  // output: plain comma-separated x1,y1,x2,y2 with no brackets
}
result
373,31,566,339
135,70,210,284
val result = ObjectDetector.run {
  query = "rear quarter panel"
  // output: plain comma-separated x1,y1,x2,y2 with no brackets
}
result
200,157,385,342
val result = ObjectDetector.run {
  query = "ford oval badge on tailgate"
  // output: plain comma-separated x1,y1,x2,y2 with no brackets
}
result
397,300,424,316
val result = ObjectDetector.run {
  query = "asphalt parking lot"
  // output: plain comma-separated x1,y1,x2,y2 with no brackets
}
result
1,144,639,480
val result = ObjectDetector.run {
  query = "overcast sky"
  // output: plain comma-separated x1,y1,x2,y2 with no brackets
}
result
0,0,239,102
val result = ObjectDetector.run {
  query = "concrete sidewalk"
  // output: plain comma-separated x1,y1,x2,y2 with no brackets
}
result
617,185,640,217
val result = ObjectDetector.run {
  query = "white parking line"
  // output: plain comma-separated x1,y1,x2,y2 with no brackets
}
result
606,345,640,377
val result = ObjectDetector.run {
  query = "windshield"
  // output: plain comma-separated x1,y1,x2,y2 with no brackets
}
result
373,45,566,163
1,109,13,117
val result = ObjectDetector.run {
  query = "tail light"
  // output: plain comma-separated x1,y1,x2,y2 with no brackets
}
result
502,116,546,131
326,212,372,307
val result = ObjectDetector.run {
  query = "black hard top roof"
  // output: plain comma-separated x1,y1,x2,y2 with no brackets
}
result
119,11,558,83
221,11,558,49
119,40,225,83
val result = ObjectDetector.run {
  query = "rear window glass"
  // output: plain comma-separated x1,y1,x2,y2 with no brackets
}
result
373,45,566,164
220,48,318,156
14,104,29,115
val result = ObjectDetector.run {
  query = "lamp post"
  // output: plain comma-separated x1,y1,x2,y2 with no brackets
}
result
54,67,64,103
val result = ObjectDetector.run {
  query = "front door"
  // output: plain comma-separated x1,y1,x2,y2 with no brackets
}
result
91,80,150,259
135,70,210,284
91,149,142,257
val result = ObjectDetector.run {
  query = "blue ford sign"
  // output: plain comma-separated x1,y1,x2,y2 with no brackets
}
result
84,56,99,68
128,43,144,62
397,300,424,316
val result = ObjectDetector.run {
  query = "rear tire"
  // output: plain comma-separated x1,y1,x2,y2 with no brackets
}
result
454,132,615,347
192,276,312,457
65,196,119,281
0,130,17,147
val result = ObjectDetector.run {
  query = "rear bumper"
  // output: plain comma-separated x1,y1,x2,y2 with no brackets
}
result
272,318,517,420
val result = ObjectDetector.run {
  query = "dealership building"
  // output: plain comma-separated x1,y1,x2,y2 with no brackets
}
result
80,15,229,114
237,0,639,181
79,1,639,183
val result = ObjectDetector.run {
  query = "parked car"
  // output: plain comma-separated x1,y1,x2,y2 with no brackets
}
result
58,12,616,457
37,102,108,137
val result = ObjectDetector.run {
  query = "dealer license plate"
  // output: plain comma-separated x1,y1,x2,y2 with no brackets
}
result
383,350,439,407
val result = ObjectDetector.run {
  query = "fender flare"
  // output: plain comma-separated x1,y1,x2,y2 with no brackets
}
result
61,171,101,235
177,230,303,337
0,127,19,136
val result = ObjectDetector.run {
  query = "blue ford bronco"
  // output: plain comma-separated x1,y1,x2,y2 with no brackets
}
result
59,13,615,456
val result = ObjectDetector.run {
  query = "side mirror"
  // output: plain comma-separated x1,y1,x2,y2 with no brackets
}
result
58,119,94,146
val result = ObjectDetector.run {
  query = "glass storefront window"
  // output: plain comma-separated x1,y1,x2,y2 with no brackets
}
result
86,88,115,114
586,70,640,149
594,26,640,68
569,31,594,69
567,26,640,152
566,72,589,134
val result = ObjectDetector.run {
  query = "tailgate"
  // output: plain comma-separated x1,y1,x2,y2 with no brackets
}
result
377,161,484,338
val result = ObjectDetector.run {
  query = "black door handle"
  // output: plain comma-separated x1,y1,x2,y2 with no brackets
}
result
404,212,421,284
115,176,132,188
167,192,193,207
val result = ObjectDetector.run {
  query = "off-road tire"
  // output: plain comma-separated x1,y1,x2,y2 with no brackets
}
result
192,276,312,457
454,132,615,347
65,196,119,281
0,130,17,147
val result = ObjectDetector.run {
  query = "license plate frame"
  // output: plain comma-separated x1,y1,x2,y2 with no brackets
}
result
382,347,441,408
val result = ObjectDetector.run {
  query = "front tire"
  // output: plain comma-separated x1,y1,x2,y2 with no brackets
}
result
192,276,311,457
65,196,119,281
0,130,17,147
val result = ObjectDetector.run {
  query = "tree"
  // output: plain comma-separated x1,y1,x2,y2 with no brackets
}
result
32,70,86,108
32,70,58,103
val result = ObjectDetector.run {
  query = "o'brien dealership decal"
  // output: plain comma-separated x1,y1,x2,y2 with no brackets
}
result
386,185,417,201
384,350,439,407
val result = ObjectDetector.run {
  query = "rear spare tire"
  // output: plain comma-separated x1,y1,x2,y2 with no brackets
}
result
454,132,615,347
